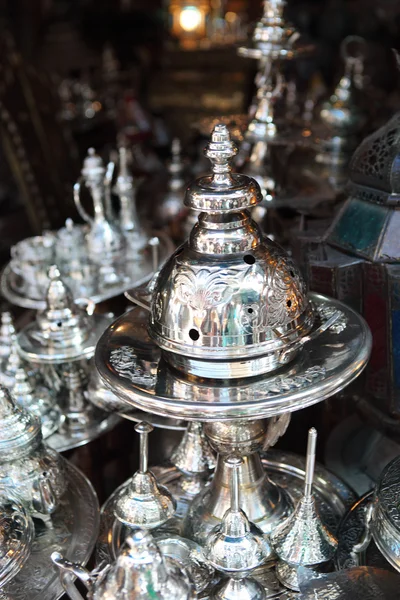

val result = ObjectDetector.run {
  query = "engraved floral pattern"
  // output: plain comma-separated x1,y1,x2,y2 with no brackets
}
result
317,304,347,334
174,267,246,318
109,346,156,387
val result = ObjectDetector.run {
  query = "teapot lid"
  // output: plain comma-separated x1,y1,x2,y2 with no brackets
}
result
0,386,42,461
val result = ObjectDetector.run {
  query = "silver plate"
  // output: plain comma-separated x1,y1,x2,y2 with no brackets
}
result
95,293,371,421
46,412,120,453
1,459,99,600
1,233,174,311
96,449,355,564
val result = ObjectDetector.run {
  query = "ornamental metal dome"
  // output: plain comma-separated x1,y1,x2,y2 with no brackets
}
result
148,124,314,379
327,111,400,262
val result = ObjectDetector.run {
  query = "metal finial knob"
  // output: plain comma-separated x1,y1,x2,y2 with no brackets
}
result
204,124,237,179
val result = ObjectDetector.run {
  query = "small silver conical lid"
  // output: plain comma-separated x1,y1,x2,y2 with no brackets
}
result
206,456,271,575
114,422,176,528
0,386,42,461
94,529,194,600
0,338,23,387
271,429,337,566
171,422,215,476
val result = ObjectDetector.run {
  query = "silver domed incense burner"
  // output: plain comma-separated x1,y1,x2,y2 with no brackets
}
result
271,428,337,591
205,456,272,600
149,125,318,379
52,529,195,600
114,422,176,529
0,386,66,515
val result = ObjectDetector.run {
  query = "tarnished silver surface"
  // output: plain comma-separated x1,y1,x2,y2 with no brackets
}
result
0,387,66,515
97,449,354,566
114,422,176,529
271,429,337,591
205,456,272,600
297,566,400,599
2,460,99,600
53,529,195,600
95,293,371,421
0,493,34,588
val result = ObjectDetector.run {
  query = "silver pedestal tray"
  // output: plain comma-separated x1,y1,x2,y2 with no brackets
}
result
46,411,120,453
1,459,99,600
95,294,371,421
0,232,174,311
96,449,355,566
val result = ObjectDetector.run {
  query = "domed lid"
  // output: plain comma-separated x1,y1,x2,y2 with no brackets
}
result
94,530,194,600
0,386,42,461
35,265,91,347
114,422,176,528
148,125,314,378
81,148,105,184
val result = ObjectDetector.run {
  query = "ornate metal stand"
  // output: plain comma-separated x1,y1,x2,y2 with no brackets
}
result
95,125,370,597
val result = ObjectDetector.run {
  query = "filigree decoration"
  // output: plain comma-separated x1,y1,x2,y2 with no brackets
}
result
109,346,156,387
317,303,347,334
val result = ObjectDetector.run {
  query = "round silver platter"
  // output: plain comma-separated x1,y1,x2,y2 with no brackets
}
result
335,492,393,572
0,232,174,311
46,412,121,453
95,293,371,421
1,459,99,600
96,449,355,566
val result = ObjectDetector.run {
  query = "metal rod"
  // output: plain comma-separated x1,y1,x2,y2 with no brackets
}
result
304,427,317,498
226,456,243,512
149,237,160,273
135,422,153,473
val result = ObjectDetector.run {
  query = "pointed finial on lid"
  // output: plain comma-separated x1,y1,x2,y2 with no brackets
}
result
46,265,75,312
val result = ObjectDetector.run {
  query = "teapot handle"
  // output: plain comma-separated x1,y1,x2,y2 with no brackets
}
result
52,552,91,600
32,472,57,515
73,177,94,225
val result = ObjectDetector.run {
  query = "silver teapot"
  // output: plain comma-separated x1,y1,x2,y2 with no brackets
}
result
52,529,196,600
